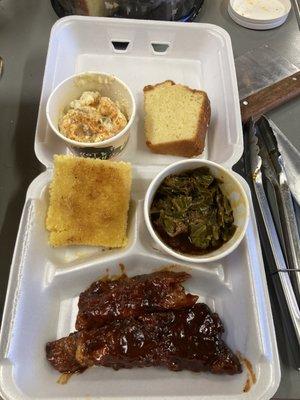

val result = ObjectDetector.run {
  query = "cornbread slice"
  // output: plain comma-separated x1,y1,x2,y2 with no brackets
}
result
144,80,211,157
46,155,132,247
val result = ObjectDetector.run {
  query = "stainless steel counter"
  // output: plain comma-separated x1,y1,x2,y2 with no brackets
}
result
0,1,299,398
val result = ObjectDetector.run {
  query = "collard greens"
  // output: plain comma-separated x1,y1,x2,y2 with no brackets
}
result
150,167,236,254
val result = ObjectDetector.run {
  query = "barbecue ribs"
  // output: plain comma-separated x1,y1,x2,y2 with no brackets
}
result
46,304,242,375
76,271,198,330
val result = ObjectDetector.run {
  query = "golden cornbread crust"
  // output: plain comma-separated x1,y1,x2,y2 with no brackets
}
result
46,155,132,247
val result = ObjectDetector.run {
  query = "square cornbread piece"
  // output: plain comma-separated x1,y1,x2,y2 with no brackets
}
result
46,155,132,247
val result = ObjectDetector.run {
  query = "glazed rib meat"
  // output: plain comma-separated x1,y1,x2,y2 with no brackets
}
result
76,271,198,330
46,332,82,374
46,303,242,375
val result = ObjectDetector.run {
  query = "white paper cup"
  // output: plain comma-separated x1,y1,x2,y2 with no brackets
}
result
144,159,250,263
46,72,136,159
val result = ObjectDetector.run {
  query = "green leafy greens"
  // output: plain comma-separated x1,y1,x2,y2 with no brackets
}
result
150,167,236,255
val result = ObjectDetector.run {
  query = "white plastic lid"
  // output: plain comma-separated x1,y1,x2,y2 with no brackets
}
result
228,0,291,30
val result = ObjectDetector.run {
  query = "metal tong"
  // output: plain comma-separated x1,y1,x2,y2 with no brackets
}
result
0,56,3,80
242,116,300,368
292,0,300,30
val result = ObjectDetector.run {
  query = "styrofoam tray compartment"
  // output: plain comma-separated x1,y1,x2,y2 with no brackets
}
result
35,17,243,171
0,16,280,400
0,170,280,400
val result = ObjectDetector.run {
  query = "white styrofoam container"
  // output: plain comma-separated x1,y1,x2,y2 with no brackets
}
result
34,16,243,171
0,17,280,400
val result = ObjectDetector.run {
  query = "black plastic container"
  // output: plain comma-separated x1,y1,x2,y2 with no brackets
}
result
51,0,204,21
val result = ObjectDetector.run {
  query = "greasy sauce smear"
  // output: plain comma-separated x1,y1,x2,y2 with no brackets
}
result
57,372,72,385
237,352,256,392
157,264,186,273
99,263,127,282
